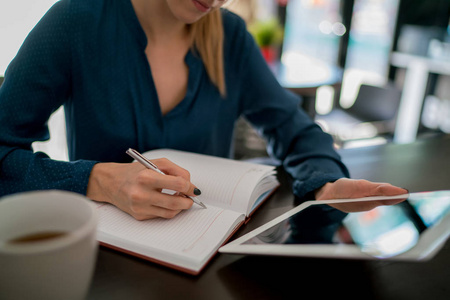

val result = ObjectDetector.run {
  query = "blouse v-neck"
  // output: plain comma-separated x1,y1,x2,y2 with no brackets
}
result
121,0,203,119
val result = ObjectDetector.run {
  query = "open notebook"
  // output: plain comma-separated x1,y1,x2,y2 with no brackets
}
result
94,149,279,275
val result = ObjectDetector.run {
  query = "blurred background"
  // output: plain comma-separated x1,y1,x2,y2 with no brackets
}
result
229,0,450,159
1,0,449,161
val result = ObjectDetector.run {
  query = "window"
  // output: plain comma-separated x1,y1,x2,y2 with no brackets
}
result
340,0,400,108
0,0,67,161
0,0,58,76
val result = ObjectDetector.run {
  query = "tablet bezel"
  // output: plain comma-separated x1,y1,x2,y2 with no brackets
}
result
219,193,450,261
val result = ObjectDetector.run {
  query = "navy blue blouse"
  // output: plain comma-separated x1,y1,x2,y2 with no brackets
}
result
0,0,349,197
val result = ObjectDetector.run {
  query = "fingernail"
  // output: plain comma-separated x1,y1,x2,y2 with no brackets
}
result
194,188,201,196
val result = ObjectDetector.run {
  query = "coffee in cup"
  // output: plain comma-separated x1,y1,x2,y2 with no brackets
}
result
0,190,98,300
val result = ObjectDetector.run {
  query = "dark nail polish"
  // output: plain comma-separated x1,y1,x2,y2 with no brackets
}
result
194,188,201,196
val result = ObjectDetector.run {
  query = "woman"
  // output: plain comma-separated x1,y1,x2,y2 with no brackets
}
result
0,0,406,220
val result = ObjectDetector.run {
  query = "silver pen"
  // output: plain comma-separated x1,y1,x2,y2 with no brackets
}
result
126,148,207,209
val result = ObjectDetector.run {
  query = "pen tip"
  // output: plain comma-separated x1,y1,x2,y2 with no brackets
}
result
200,202,207,209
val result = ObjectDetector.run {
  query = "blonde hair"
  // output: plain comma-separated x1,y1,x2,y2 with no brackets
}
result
190,9,226,97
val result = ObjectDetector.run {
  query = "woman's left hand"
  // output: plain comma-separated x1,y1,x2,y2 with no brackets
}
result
315,178,408,212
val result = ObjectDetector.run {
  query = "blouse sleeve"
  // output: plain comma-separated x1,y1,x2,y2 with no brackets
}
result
0,0,97,197
235,22,350,199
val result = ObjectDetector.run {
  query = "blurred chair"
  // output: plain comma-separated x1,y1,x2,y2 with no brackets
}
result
316,83,402,147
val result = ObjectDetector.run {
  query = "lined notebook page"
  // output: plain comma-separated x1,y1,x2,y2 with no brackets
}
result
144,149,276,213
95,202,244,267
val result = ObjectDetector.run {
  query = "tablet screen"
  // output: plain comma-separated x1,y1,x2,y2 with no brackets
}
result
222,191,450,260
343,192,450,258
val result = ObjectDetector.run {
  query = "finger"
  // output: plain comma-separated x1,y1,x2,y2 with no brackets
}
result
351,179,404,197
375,184,409,196
151,193,194,211
148,158,201,196
129,194,193,220
359,184,408,209
147,172,200,197
152,158,191,180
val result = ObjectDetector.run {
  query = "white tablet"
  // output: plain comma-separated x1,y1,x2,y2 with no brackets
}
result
219,191,450,261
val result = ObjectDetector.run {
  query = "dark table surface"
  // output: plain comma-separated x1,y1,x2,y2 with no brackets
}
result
87,135,450,300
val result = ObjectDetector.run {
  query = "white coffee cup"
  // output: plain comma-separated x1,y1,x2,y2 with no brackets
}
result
0,190,98,300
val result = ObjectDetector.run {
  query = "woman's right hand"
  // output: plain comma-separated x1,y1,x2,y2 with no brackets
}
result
86,158,200,220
